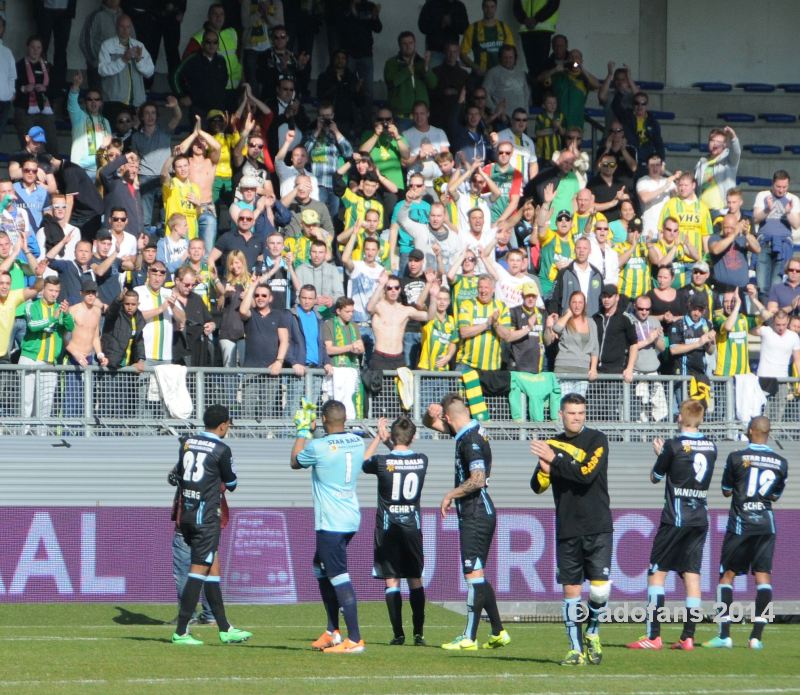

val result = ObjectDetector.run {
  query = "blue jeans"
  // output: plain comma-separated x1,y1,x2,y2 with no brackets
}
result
172,530,212,620
197,210,218,257
756,248,783,298
63,355,92,419
139,175,162,229
403,332,421,369
317,186,340,221
358,324,374,365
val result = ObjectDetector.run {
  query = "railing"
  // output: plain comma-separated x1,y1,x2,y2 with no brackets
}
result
2,364,798,440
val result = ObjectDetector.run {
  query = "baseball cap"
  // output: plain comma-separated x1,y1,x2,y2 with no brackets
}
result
520,281,539,296
301,208,320,225
95,229,112,241
692,260,710,273
206,109,225,121
408,249,424,261
80,279,98,293
27,126,46,143
688,292,708,309
601,283,619,296
556,209,573,221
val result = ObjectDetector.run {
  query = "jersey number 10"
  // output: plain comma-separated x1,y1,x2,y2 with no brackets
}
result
391,472,419,501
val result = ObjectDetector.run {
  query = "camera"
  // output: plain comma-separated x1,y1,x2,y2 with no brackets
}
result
382,120,391,129
571,61,581,69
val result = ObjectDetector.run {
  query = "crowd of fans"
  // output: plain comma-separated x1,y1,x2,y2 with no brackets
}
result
1,0,799,426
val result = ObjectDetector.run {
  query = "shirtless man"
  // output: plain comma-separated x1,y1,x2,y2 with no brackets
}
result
178,116,222,252
366,269,436,370
64,280,108,419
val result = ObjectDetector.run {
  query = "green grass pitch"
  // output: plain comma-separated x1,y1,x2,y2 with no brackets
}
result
0,603,797,694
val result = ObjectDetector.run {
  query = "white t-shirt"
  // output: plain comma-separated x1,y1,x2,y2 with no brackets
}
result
636,175,675,241
403,125,450,183
134,285,174,361
455,192,492,236
111,230,138,258
36,222,80,262
756,325,800,377
574,263,593,299
347,260,384,323
275,161,320,200
587,237,620,286
493,265,544,309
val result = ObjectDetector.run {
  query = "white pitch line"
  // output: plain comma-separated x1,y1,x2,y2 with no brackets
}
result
0,637,113,641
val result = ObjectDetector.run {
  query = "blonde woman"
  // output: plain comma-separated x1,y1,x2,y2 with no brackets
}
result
544,290,599,397
217,250,251,368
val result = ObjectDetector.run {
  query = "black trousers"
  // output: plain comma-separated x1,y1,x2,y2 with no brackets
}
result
127,11,183,89
34,6,72,93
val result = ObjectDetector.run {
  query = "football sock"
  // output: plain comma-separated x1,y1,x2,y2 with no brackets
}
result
385,586,403,638
409,586,425,636
331,575,361,643
587,601,603,635
177,573,205,635
482,580,504,635
562,598,582,652
317,577,340,632
203,576,231,632
646,585,665,639
751,584,772,640
681,597,701,640
464,576,484,641
717,584,733,639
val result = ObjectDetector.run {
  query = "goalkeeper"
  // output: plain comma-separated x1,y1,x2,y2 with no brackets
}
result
529,392,614,666
290,399,368,653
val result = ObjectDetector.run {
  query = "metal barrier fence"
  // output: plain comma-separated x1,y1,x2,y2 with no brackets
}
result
1,364,798,440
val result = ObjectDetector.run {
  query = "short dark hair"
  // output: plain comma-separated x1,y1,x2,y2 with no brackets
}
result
773,169,791,182
560,393,586,409
310,239,327,250
440,392,466,412
299,283,317,295
363,237,380,249
43,276,61,288
203,403,230,429
397,30,415,45
321,399,347,424
335,296,354,311
390,416,416,446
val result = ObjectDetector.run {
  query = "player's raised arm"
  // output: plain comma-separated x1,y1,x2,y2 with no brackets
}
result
422,402,449,434
650,436,669,484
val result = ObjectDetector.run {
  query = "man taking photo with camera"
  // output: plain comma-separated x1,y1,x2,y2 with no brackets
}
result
304,101,353,220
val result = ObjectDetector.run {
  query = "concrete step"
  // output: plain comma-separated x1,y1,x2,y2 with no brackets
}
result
660,118,800,149
644,88,800,122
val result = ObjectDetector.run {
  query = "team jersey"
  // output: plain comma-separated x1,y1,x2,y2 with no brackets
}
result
530,427,613,540
650,238,695,288
342,230,391,269
721,444,788,536
163,177,200,239
456,297,510,370
212,131,240,180
174,432,237,526
363,450,428,530
296,431,365,533
659,197,713,260
453,420,495,519
538,229,575,297
483,163,523,222
615,240,651,298
713,313,757,376
667,316,711,377
460,20,515,73
418,315,458,370
134,285,174,361
20,299,75,364
651,432,717,528
341,188,385,230
496,128,538,183
534,111,563,162
450,274,479,311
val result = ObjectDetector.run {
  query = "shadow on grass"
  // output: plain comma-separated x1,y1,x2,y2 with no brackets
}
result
483,654,560,665
120,636,174,644
112,606,168,626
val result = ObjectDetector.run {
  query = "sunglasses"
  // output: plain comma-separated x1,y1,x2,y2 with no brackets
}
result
254,292,270,298
463,257,477,262
273,34,288,40
111,216,127,222
386,285,401,290
52,204,67,210
22,168,38,174
595,226,609,231
601,161,617,168
498,150,513,155
149,269,166,275
409,183,424,188
692,269,708,274
635,306,651,311
249,143,264,148
787,268,800,273
238,216,254,221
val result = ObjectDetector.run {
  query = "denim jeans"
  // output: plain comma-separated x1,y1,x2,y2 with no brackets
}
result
139,175,162,229
756,248,783,298
358,324,374,365
317,186,340,221
172,530,212,620
197,210,218,257
402,332,421,369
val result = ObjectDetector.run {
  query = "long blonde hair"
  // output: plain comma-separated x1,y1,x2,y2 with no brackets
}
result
225,250,249,286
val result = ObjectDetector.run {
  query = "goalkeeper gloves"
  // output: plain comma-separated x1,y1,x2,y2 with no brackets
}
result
293,398,317,439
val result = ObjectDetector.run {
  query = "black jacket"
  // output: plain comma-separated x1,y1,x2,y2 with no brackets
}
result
101,298,146,369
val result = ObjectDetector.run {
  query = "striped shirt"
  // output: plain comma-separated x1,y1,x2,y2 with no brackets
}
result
419,315,458,371
456,297,511,370
659,197,713,264
304,131,353,190
341,188,385,230
134,285,174,361
534,111,564,162
538,229,575,297
714,313,757,376
615,240,651,298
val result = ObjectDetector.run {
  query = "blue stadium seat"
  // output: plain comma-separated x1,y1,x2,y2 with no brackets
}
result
744,145,782,155
777,83,800,93
693,82,732,92
637,81,664,91
528,106,542,115
0,153,9,163
693,143,709,153
759,113,797,123
55,119,71,131
743,177,772,187
717,112,755,123
664,143,692,152
736,82,776,92
581,139,593,150
584,107,604,118
650,110,675,120
784,146,800,155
